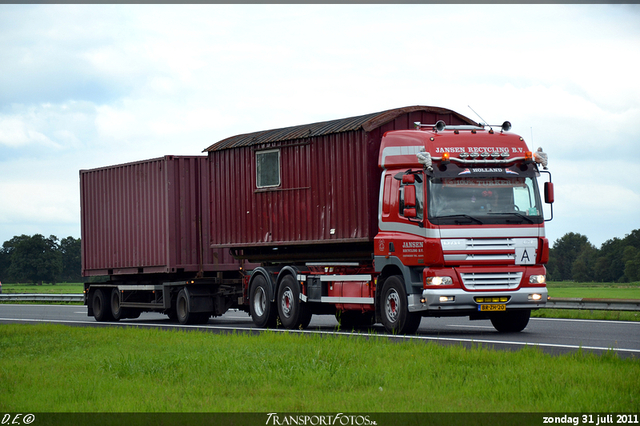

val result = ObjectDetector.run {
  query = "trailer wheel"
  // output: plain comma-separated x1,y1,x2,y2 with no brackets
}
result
92,288,115,322
110,288,123,321
249,275,278,328
490,309,530,333
176,288,195,325
110,288,141,320
277,275,311,330
380,275,420,334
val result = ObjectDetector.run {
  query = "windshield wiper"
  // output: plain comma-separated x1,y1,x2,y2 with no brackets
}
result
487,212,535,224
437,214,483,224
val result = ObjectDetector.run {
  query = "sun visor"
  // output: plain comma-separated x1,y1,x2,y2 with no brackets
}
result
430,163,539,178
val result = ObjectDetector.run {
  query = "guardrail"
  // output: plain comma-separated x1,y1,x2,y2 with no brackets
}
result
1,294,640,311
0,293,84,302
545,297,640,312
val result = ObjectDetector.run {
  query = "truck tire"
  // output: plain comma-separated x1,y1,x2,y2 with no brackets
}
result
92,288,115,322
490,310,531,333
250,275,278,328
110,288,141,320
277,275,311,330
110,288,124,321
380,275,421,334
176,288,204,325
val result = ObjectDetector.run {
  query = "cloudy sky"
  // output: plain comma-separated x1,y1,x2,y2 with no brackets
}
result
1,4,639,249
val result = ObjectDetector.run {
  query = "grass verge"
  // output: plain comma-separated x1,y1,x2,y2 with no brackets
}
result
0,324,638,413
532,308,640,321
547,281,640,299
1,282,84,294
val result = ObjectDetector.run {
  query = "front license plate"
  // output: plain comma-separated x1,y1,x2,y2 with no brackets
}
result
479,304,506,312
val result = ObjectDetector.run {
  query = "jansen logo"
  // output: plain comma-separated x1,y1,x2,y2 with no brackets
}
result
402,242,423,249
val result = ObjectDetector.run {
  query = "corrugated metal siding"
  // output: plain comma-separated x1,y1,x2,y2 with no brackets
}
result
81,156,239,277
204,105,476,152
208,106,475,253
209,131,376,248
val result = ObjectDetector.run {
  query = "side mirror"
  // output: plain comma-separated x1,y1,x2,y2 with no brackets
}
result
404,185,416,208
403,208,417,218
402,174,415,184
544,182,554,204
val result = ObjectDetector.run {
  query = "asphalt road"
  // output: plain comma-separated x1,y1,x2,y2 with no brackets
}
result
1,304,639,358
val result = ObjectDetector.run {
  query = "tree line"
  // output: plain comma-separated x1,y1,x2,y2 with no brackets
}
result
547,229,640,282
1,229,639,285
0,234,81,285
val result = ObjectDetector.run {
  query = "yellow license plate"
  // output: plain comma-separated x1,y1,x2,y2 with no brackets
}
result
479,304,506,312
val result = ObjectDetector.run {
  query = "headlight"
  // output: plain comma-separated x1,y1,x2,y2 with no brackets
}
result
529,275,546,284
426,276,453,286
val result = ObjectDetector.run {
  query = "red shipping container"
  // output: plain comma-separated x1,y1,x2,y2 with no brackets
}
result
205,106,476,261
80,155,239,277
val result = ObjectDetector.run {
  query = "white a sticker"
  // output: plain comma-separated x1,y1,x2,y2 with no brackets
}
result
515,247,536,265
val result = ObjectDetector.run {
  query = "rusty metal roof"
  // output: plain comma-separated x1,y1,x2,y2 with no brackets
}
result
204,105,476,152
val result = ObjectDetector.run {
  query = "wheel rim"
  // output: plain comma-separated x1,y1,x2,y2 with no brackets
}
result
385,289,400,323
254,286,266,317
280,287,293,318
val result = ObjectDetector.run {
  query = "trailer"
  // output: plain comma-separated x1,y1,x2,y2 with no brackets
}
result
83,105,553,333
81,155,249,324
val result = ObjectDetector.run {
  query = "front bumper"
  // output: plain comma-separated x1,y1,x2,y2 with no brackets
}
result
407,287,548,313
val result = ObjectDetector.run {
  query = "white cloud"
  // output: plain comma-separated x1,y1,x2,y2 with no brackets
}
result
0,4,639,247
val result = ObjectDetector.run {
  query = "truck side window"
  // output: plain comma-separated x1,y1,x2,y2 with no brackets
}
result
256,149,281,188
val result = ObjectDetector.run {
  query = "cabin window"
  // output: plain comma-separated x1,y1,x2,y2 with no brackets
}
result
256,149,281,188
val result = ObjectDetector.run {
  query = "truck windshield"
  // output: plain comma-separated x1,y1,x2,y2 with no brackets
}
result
427,173,544,225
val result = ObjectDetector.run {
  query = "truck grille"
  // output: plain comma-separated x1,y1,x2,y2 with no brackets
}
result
460,272,523,290
441,238,538,266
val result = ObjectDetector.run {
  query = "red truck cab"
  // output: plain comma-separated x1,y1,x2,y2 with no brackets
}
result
374,120,552,333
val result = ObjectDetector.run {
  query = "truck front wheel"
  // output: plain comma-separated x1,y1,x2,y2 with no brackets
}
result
250,275,278,328
380,275,421,334
490,309,531,333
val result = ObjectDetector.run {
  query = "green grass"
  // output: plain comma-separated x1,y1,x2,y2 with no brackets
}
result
1,282,84,294
532,309,640,321
547,281,640,299
0,324,638,413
